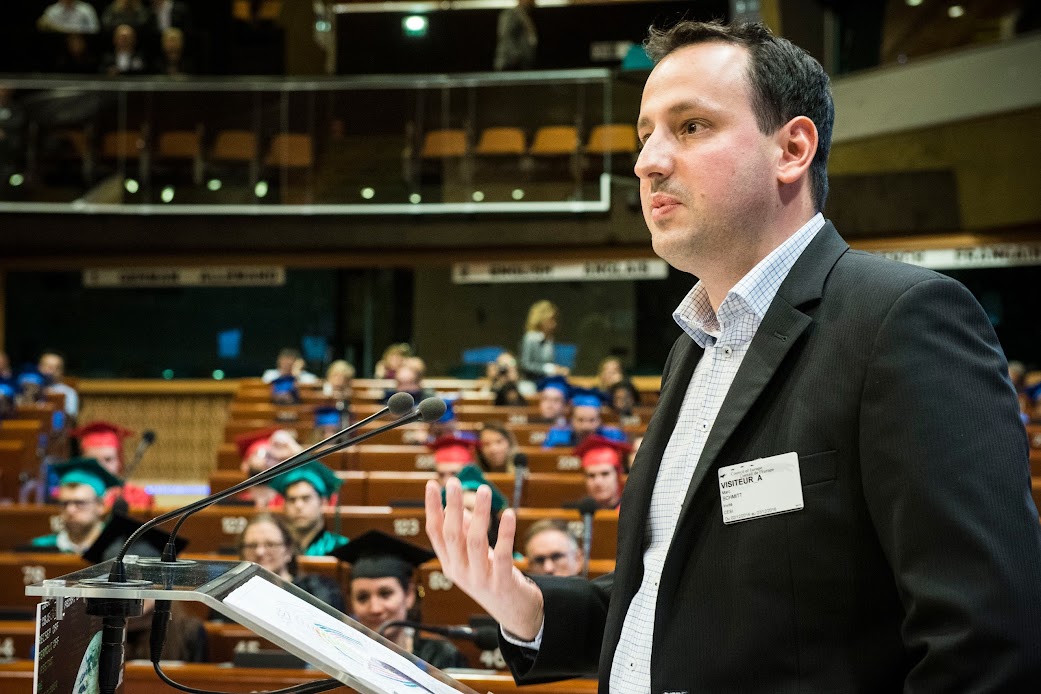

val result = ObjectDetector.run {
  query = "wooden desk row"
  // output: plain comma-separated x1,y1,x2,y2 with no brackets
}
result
0,658,598,694
209,469,600,509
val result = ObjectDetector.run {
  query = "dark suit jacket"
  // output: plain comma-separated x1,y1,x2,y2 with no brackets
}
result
501,222,1041,692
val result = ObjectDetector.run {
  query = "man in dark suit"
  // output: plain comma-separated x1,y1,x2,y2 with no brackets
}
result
425,19,1041,693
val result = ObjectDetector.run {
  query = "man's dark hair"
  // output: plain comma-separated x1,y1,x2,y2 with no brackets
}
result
644,21,834,212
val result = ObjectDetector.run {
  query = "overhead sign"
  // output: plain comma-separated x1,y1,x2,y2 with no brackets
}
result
874,243,1041,270
84,266,286,288
452,258,668,284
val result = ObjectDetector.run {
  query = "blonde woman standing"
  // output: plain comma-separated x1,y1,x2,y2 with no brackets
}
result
519,300,569,380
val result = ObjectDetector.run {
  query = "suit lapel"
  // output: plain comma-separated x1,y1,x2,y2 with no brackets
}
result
675,222,850,517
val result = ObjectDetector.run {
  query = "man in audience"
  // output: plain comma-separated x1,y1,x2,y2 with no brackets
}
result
155,26,192,75
270,374,300,405
523,519,583,577
100,24,148,75
38,0,100,34
38,350,79,419
268,460,349,556
575,434,630,510
31,458,120,554
389,356,432,403
533,376,569,425
431,434,477,487
543,391,625,448
262,347,319,385
71,420,153,508
235,427,302,508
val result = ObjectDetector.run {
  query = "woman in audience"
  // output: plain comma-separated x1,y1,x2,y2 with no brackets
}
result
476,421,526,474
374,343,411,379
323,359,355,401
333,531,468,668
519,300,569,380
238,513,346,612
388,356,432,403
596,356,626,392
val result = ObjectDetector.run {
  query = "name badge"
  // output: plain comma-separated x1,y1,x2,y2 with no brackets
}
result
718,452,803,524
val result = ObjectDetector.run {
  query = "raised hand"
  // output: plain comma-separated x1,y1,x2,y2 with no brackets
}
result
424,478,544,640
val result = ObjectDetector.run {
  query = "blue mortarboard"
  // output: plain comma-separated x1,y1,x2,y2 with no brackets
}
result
437,397,457,424
271,375,299,394
51,457,123,497
17,371,46,388
0,383,14,399
570,387,607,408
537,375,571,398
267,460,342,499
313,406,343,428
440,464,509,514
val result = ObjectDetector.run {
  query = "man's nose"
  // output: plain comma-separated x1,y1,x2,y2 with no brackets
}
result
634,130,671,180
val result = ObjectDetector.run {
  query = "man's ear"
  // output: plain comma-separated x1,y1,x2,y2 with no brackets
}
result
776,115,818,185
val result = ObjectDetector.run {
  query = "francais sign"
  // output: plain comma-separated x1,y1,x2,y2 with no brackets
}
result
452,259,668,284
83,267,286,288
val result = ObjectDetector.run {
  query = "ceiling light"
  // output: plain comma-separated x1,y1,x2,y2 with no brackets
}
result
948,4,964,17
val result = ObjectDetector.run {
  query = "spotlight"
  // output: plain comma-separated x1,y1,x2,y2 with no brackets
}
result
409,193,422,204
207,179,222,191
255,181,269,198
948,5,964,17
160,186,175,203
124,178,139,194
212,369,225,380
361,187,375,200
472,191,485,202
403,15,428,37
511,188,525,200
162,369,175,379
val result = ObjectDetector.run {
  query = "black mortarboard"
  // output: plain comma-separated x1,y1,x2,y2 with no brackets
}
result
330,529,435,585
82,512,189,564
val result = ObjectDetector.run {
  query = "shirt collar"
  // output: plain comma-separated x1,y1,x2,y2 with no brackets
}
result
673,213,825,347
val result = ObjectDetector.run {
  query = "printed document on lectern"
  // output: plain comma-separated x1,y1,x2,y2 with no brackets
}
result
224,576,465,694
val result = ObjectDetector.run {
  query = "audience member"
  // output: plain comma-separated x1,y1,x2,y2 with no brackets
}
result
543,390,625,448
322,359,355,401
533,375,569,426
332,530,468,668
238,513,346,611
476,421,526,473
262,347,319,384
102,0,153,39
627,434,644,472
15,371,47,406
523,519,583,577
608,380,641,423
1008,360,1026,393
100,24,148,75
519,300,569,380
0,351,13,384
494,0,537,71
268,461,349,556
155,26,193,75
30,458,119,553
38,0,100,34
575,434,630,510
596,356,626,392
311,405,346,441
374,343,411,379
431,434,477,487
441,465,509,549
234,427,301,508
38,350,79,419
494,382,527,407
270,374,300,405
71,420,154,508
388,356,432,403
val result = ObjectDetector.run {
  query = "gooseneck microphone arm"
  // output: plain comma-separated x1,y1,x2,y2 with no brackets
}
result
111,392,431,576
378,620,501,652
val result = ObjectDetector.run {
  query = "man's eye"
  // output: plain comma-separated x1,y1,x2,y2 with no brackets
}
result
684,122,699,134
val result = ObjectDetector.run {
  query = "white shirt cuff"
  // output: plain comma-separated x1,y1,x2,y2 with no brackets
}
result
500,620,544,650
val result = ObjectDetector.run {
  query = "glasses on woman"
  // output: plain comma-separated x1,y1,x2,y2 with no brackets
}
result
241,541,285,552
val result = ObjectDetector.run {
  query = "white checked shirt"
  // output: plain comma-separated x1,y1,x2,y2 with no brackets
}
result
503,214,825,688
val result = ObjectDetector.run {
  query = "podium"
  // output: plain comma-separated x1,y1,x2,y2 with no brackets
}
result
26,555,481,694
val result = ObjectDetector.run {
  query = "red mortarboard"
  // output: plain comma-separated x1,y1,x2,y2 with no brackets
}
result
428,434,476,466
71,421,135,453
574,434,632,473
234,426,280,460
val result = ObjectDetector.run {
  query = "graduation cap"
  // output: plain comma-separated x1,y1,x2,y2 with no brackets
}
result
267,460,342,499
436,397,457,424
17,371,46,388
234,426,279,460
313,406,343,428
51,457,123,497
536,375,571,398
82,511,189,564
428,434,476,467
574,434,632,474
0,383,14,399
330,529,434,585
71,421,135,459
441,464,509,514
569,387,608,409
270,375,299,401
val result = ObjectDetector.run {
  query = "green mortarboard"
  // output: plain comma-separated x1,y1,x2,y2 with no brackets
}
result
52,457,123,498
267,461,343,499
330,529,435,585
441,464,509,514
82,511,190,564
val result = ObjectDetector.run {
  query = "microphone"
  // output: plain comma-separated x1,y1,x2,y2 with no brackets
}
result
113,394,441,569
379,620,500,651
123,430,157,480
511,456,527,510
577,496,598,579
